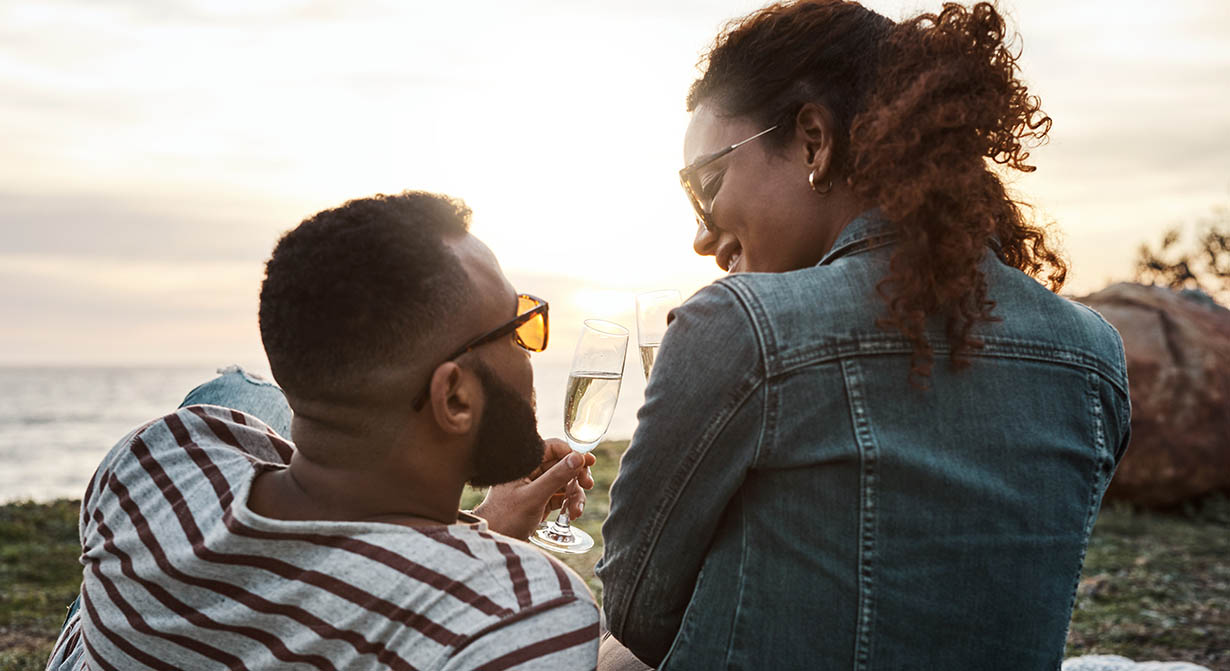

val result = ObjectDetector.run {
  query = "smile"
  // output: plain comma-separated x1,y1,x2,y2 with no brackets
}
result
717,241,743,273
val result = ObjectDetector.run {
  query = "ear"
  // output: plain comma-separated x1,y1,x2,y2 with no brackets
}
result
796,102,838,181
427,362,479,435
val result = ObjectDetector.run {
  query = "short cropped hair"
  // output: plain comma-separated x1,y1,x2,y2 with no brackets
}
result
259,191,472,399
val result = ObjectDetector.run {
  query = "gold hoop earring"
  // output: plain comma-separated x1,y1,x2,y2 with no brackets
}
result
809,170,832,195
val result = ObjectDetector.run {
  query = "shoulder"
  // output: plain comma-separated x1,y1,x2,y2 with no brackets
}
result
983,263,1128,356
83,406,289,516
433,531,599,668
655,280,765,377
1064,296,1127,347
456,528,596,610
972,262,1130,386
136,405,292,464
707,266,885,357
1060,296,1129,379
675,278,751,323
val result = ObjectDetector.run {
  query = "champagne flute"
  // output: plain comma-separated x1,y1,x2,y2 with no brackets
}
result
635,290,681,380
530,319,628,554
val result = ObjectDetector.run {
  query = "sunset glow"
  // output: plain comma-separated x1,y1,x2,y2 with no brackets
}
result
2,0,1227,436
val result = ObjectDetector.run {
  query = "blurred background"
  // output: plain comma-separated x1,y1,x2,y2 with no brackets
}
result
1,0,1228,501
2,2,1228,668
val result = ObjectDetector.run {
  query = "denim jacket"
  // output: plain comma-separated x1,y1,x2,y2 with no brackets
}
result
595,213,1131,670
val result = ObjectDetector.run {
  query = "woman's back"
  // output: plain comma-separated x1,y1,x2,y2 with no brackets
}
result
598,214,1130,669
601,1,1128,666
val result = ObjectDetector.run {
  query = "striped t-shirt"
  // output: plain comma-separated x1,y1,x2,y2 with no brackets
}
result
46,404,599,670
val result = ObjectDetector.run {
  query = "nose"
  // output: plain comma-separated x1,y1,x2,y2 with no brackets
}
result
693,218,719,257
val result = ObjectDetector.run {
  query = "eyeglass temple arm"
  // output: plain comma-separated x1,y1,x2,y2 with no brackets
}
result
729,124,778,149
681,125,779,179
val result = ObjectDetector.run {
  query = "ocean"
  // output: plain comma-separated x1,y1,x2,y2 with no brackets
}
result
0,363,646,503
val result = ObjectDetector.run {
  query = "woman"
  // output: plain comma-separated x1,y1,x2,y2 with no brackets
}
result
595,2,1130,669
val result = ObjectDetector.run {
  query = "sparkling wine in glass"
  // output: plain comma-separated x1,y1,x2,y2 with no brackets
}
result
530,319,628,554
635,290,681,381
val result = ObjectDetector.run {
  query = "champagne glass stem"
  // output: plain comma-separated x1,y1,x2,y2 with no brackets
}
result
531,319,626,555
552,475,576,528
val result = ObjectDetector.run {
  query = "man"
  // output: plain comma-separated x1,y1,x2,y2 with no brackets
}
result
47,191,600,670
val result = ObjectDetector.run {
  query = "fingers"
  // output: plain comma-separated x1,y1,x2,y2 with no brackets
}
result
523,440,598,522
522,451,587,504
527,439,578,482
542,438,572,461
566,478,586,520
578,465,595,490
569,453,597,490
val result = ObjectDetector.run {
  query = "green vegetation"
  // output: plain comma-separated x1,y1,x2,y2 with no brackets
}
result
5,444,1226,668
1066,498,1230,668
1135,203,1230,303
461,440,627,602
0,499,81,670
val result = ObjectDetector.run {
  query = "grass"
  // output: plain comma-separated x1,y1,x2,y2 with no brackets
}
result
0,499,81,670
5,442,1226,669
1066,497,1230,667
461,440,627,603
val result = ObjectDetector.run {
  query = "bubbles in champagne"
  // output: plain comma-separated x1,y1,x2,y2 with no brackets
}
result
564,371,622,452
639,344,660,380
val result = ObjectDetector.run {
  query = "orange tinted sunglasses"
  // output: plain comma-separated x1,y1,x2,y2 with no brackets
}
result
412,293,548,410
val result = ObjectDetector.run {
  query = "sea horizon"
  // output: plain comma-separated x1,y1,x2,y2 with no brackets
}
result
0,362,642,504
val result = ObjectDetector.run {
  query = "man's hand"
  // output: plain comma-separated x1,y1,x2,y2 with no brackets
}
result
474,438,597,540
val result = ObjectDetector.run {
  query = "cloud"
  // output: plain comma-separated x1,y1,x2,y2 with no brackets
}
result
0,190,290,263
1,0,1228,363
0,253,265,365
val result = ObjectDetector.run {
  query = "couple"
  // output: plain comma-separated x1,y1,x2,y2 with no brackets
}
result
48,1,1130,669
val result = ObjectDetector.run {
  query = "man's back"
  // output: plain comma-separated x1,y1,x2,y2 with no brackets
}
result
48,405,598,671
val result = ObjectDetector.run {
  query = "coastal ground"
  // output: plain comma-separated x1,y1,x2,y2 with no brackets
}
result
3,440,1227,669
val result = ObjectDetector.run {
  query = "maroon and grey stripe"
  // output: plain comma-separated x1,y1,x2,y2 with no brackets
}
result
474,620,600,670
173,409,510,617
91,503,342,670
110,442,423,671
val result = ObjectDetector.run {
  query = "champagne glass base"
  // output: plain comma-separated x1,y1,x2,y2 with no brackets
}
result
529,524,594,554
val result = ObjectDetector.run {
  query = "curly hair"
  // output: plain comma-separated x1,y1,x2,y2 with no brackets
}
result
688,1,1067,380
259,191,473,400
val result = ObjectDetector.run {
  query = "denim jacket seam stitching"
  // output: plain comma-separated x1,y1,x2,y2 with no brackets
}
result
842,358,879,670
613,281,766,646
1090,371,1109,465
721,276,777,370
817,212,895,264
980,334,1130,381
1068,300,1132,377
1117,387,1132,461
723,487,751,670
818,236,897,266
776,342,1128,396
613,374,764,641
615,376,762,644
779,349,1122,388
760,375,779,465
720,277,776,465
1060,372,1110,665
778,332,1118,360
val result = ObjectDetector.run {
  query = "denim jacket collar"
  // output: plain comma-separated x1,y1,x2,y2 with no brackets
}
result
817,210,1007,267
817,209,896,267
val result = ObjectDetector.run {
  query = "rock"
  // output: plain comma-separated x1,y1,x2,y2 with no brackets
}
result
1062,655,1212,671
1073,283,1230,507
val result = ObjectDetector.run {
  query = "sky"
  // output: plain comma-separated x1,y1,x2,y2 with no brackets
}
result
1,0,1228,382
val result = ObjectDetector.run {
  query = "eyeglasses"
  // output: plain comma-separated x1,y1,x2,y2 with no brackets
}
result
679,125,778,232
412,293,548,410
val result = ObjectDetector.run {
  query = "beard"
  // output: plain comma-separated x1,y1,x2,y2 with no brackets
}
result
467,360,545,487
